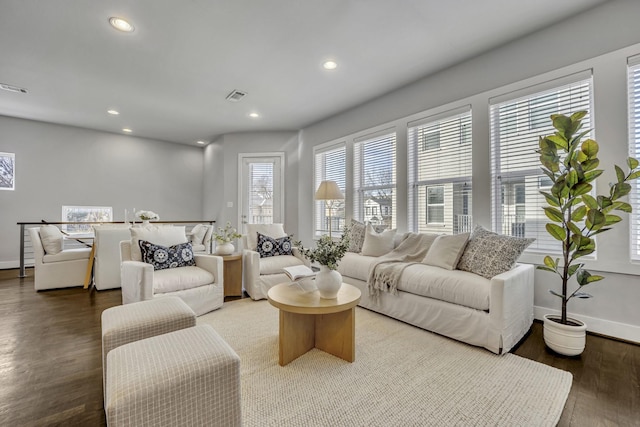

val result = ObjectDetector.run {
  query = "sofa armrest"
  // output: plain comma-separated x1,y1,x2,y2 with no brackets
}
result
488,263,535,353
292,247,311,267
121,261,154,305
242,248,260,278
194,254,223,286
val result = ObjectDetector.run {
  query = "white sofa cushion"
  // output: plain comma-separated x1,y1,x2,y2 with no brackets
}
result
398,264,491,311
43,247,91,263
258,254,306,275
130,225,188,262
361,225,396,257
39,225,63,255
337,252,378,282
246,224,287,251
189,224,208,245
422,233,470,270
153,266,214,294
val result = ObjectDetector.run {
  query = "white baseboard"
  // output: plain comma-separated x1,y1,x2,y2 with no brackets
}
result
0,260,34,270
534,306,640,344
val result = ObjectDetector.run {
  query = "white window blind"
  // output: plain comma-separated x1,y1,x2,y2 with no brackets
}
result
489,74,593,252
628,55,640,260
314,143,346,236
408,108,472,234
248,162,274,224
353,130,396,230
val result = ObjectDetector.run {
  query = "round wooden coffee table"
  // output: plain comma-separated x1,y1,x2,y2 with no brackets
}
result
267,283,361,366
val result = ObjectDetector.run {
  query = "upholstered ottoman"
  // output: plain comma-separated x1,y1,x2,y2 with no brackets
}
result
101,296,196,393
105,325,242,427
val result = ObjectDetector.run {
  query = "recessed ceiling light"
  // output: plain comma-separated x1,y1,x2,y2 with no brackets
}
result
323,60,338,70
122,128,132,133
109,17,135,32
249,112,260,118
107,109,119,115
196,140,206,145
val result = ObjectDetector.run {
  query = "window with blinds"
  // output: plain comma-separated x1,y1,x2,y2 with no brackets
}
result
489,73,593,252
353,131,396,230
408,108,472,234
248,162,274,224
628,55,640,260
314,144,346,236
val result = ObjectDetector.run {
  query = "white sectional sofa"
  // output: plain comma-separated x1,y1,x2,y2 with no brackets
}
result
337,224,535,354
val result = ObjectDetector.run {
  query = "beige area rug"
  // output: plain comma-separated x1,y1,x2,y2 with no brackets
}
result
198,298,572,427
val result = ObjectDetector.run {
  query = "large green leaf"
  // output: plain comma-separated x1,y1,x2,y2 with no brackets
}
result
581,158,600,171
566,169,578,188
537,265,556,273
615,165,626,183
549,290,565,299
571,182,592,196
573,248,595,259
586,209,605,230
576,269,592,286
541,191,560,207
597,195,612,209
611,182,632,199
612,201,632,213
571,205,587,221
567,221,583,235
567,263,583,277
630,170,640,180
582,194,598,209
553,115,572,134
583,170,603,182
628,157,639,170
544,206,564,223
570,111,588,122
543,255,556,269
581,139,599,158
605,214,622,225
546,223,566,241
547,134,569,150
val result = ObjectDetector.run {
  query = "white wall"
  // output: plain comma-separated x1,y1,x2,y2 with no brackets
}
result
298,0,640,341
203,131,301,241
0,116,205,268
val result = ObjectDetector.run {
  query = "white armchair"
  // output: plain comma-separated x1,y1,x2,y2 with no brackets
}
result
242,223,310,300
93,225,131,290
28,226,91,290
120,225,224,316
188,224,214,253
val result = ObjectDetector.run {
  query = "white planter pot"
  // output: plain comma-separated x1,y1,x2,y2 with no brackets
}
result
216,242,235,255
543,314,587,356
315,265,342,299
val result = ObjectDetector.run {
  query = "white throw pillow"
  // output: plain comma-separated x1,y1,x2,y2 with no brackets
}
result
130,225,188,262
246,223,287,251
39,225,64,255
190,224,208,245
360,224,396,257
422,233,470,270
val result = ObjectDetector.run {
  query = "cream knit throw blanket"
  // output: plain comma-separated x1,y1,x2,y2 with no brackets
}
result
368,233,438,299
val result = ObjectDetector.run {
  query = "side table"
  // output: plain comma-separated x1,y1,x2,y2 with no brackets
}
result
221,253,243,297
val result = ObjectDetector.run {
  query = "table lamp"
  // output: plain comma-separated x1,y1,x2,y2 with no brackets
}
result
315,180,344,238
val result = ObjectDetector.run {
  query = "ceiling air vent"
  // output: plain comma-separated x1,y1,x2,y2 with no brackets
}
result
0,83,28,94
226,89,247,102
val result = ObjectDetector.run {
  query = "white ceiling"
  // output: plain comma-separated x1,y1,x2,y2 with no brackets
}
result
0,0,607,146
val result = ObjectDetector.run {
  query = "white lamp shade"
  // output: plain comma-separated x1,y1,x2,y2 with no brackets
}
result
315,180,344,200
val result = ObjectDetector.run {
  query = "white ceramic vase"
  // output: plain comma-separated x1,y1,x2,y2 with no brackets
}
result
141,220,150,226
543,314,587,356
315,265,342,299
216,242,235,255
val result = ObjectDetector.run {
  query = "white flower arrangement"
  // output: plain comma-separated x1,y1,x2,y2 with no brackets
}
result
136,210,159,221
214,221,242,243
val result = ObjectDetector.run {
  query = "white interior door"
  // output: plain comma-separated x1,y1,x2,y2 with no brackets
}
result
239,153,284,232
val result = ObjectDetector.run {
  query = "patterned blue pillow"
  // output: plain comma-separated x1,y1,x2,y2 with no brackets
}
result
138,240,196,270
257,232,293,258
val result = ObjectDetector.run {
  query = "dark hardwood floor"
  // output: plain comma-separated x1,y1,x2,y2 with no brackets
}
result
1,268,638,426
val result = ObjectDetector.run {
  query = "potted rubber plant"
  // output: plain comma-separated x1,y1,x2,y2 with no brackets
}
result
536,111,640,356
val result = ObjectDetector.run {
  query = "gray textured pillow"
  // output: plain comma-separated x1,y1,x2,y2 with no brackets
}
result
347,219,366,253
457,225,534,279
